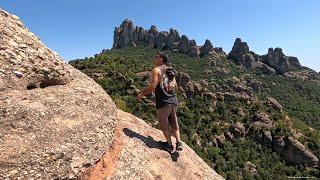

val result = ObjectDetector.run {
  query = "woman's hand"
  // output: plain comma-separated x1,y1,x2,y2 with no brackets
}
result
136,92,144,102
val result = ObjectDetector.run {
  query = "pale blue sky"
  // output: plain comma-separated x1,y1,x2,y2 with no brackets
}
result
1,0,319,71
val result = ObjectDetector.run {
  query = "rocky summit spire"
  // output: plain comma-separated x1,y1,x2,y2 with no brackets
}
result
229,38,250,60
200,39,214,55
112,19,225,58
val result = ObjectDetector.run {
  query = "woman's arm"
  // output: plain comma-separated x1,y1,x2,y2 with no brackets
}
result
137,67,160,100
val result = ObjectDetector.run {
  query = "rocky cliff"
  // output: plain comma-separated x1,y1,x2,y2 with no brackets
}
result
112,19,226,59
0,9,223,179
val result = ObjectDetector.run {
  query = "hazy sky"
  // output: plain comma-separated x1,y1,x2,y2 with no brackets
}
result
1,0,319,71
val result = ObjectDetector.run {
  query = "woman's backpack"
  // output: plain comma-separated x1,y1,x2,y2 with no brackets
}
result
160,67,177,96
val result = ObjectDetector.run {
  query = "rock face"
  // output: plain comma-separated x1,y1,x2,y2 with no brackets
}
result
229,38,250,64
0,14,72,90
179,35,190,53
261,48,301,74
201,39,214,55
251,112,274,130
232,122,246,138
228,38,302,75
243,161,258,175
255,132,319,168
273,136,319,168
0,9,117,179
265,97,283,111
112,19,226,59
0,9,223,179
82,110,223,179
188,46,201,58
281,137,319,167
177,71,191,87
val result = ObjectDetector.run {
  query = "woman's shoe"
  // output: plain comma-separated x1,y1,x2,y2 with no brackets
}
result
176,141,183,151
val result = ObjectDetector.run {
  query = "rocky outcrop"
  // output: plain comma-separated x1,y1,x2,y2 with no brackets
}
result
228,38,250,64
253,61,277,75
213,121,319,168
167,28,180,50
215,134,226,146
279,137,319,168
135,71,150,80
0,9,223,179
231,122,246,138
112,19,226,59
224,131,234,141
223,92,253,102
265,97,283,112
0,9,117,179
261,48,301,74
179,35,190,53
188,46,201,58
251,112,274,130
255,132,319,168
279,136,319,167
255,130,273,148
243,162,258,176
228,38,302,75
200,39,214,55
177,71,191,87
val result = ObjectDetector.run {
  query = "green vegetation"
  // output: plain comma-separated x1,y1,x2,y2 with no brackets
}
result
257,75,320,158
70,47,320,179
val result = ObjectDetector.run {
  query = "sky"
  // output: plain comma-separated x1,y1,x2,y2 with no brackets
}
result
1,0,319,72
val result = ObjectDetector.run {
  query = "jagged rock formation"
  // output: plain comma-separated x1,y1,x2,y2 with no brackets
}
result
261,47,301,74
228,38,303,75
111,20,318,77
0,9,223,179
228,38,251,65
112,19,226,59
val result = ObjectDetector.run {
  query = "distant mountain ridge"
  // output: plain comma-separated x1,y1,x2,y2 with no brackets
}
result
112,19,319,76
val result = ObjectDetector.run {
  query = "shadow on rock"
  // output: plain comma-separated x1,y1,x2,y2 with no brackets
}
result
123,128,179,162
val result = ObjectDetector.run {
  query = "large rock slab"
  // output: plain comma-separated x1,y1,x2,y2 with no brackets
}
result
83,110,223,179
0,9,117,179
